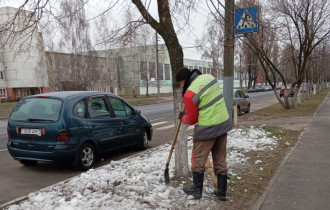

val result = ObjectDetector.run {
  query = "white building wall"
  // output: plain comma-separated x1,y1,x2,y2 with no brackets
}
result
0,7,48,89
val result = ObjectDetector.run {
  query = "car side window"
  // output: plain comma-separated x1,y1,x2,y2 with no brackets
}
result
88,97,110,119
234,91,240,98
108,97,129,117
122,102,133,116
73,100,86,118
240,91,246,98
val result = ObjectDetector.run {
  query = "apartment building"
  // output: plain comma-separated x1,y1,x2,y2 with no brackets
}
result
0,7,49,101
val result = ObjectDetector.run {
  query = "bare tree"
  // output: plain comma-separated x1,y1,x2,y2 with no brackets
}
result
131,0,192,177
240,0,330,109
196,17,223,79
310,43,328,94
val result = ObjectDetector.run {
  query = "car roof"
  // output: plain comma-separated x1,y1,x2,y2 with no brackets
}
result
25,91,118,99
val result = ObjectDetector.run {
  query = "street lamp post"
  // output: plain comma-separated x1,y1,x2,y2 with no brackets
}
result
156,31,160,99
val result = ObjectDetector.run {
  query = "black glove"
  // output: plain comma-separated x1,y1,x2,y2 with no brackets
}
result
178,111,185,120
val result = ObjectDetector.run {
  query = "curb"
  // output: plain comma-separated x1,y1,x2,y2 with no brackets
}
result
252,91,329,210
0,196,27,210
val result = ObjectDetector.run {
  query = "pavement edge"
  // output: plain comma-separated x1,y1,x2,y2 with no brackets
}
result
251,91,329,210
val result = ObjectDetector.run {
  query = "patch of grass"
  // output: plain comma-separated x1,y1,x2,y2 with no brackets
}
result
125,98,161,106
248,89,329,119
0,101,17,109
121,94,173,106
0,102,16,118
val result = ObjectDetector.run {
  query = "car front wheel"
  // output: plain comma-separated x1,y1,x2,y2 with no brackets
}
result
138,129,149,150
76,143,95,171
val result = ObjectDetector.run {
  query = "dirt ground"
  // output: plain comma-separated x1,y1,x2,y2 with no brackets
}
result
209,115,308,209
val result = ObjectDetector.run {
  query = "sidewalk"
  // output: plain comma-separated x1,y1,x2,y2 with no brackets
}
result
253,93,330,210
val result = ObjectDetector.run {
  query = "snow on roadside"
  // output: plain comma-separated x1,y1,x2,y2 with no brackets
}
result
8,126,278,210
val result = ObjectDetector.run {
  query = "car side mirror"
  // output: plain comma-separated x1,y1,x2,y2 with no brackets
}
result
134,110,141,115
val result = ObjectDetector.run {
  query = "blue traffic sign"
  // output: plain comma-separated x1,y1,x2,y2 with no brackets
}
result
235,7,258,34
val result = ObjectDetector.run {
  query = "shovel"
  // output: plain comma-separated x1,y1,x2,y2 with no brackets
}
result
164,111,217,188
164,116,182,185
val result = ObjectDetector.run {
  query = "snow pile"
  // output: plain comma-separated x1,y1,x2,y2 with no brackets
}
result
226,126,278,166
8,126,278,210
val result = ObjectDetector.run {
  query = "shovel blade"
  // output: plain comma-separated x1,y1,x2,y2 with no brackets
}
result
164,167,170,185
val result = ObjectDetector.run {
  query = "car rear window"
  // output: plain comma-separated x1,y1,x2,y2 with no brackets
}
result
10,98,63,122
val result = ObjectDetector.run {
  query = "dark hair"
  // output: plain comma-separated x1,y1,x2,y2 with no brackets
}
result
175,68,191,82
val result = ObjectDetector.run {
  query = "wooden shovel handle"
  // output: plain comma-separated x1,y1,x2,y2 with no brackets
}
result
166,108,185,165
166,119,182,164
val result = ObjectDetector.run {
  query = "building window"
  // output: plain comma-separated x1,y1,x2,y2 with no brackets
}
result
0,88,6,96
140,61,148,80
22,89,30,97
0,71,3,80
149,62,156,80
158,63,164,80
164,64,171,80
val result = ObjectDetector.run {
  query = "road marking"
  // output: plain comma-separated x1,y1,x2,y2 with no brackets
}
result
149,118,164,122
156,124,175,130
152,121,168,126
0,121,7,126
0,149,8,152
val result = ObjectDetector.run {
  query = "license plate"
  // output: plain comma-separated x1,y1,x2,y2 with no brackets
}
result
21,128,42,136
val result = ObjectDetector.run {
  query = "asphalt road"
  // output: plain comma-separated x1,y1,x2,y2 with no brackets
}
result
0,91,276,205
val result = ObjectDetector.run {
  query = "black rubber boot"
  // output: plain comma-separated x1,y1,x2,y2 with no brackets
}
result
183,172,204,199
214,175,227,201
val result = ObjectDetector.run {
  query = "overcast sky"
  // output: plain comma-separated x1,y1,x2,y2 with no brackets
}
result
0,0,212,60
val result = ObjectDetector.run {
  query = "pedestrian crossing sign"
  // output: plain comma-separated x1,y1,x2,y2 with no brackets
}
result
235,6,258,34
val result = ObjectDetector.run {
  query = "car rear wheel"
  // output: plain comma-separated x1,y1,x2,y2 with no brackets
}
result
138,129,149,150
76,143,95,171
19,160,38,166
245,104,250,114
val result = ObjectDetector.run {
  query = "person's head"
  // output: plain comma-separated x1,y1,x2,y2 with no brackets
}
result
175,67,191,88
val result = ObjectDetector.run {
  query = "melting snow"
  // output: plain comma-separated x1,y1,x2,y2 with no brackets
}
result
8,126,278,210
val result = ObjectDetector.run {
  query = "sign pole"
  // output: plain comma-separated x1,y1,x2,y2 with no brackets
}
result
223,0,235,123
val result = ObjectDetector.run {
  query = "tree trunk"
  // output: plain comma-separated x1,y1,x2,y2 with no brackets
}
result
173,85,189,177
131,0,188,177
175,123,189,177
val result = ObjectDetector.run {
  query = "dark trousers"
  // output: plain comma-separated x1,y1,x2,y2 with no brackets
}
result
191,133,227,175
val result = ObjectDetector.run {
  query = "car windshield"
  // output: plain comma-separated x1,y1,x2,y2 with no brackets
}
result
10,98,63,122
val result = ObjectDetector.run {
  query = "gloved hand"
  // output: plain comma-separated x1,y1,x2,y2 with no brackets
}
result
178,111,185,120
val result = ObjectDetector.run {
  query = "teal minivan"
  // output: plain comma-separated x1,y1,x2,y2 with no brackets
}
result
7,91,152,170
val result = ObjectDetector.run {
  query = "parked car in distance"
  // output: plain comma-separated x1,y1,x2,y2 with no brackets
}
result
280,85,295,97
233,89,250,115
264,85,272,91
248,87,257,93
300,82,313,92
7,91,153,171
248,86,261,92
276,85,282,90
248,85,265,92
